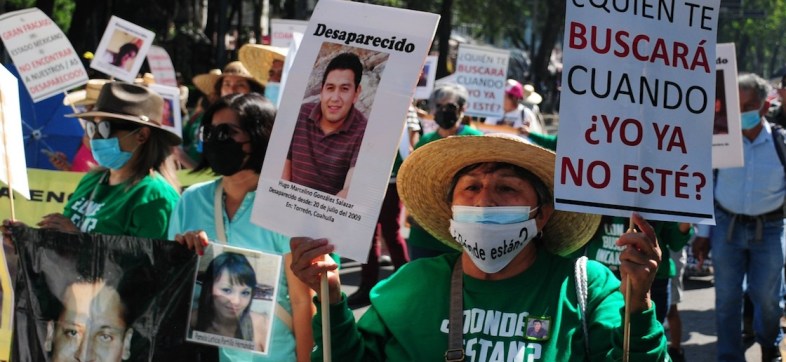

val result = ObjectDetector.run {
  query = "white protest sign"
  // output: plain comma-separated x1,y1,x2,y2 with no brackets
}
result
414,55,438,100
148,84,182,139
555,0,719,225
270,19,308,48
147,45,177,87
0,8,87,102
252,0,440,262
277,32,303,108
0,64,30,199
712,43,743,169
454,44,509,118
90,16,155,83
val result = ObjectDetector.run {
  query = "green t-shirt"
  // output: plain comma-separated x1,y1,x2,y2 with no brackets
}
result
580,216,692,278
408,125,484,252
312,249,667,361
63,170,180,239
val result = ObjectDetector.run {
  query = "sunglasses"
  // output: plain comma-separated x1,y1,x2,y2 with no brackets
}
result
85,120,139,140
200,123,245,142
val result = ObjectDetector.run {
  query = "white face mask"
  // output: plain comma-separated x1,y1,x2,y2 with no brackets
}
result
449,217,539,274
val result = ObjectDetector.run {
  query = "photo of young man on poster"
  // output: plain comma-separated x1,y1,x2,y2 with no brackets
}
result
282,43,389,198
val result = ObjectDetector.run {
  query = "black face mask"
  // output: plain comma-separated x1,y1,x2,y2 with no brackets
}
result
203,139,249,176
434,103,460,129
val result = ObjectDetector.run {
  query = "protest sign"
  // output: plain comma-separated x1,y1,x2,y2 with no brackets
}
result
270,19,308,48
186,243,281,354
711,43,743,169
454,44,509,118
147,45,178,87
554,0,719,225
90,16,154,83
252,0,440,262
148,83,183,138
414,55,438,100
0,64,29,201
10,226,199,361
0,169,215,225
0,8,87,102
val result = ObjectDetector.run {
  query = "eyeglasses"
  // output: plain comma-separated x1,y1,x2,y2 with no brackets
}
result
85,120,138,140
201,123,245,142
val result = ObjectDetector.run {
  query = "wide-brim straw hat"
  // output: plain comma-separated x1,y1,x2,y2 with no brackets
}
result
397,135,600,256
64,79,111,107
523,84,543,105
192,61,264,96
238,44,287,85
66,82,182,146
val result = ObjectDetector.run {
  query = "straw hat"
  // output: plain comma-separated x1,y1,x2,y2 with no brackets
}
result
523,84,543,105
63,79,111,106
238,44,287,85
397,135,601,256
66,82,182,146
192,61,263,96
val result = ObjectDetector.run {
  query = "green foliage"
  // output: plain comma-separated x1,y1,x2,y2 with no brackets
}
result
7,0,36,8
717,0,786,77
51,0,75,32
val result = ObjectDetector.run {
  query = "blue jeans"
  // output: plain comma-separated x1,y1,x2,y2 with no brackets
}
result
711,207,786,361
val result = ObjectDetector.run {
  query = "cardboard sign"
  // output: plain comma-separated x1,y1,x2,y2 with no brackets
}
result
270,19,308,48
454,44,509,118
0,64,29,200
148,84,182,139
555,0,720,224
252,0,440,262
186,243,281,354
146,45,177,87
712,43,743,169
90,16,154,83
414,55,437,100
0,8,87,102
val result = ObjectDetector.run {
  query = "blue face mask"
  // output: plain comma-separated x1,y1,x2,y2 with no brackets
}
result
264,82,281,107
89,131,138,170
740,110,761,130
452,205,538,224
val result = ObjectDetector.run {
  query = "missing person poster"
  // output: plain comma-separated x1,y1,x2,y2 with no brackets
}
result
270,19,308,48
90,16,154,83
148,84,183,139
712,43,743,169
554,0,720,225
414,55,438,100
454,44,510,118
0,8,88,102
10,226,199,361
186,243,281,355
252,0,439,262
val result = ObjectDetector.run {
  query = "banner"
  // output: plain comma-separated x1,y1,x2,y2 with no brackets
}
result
0,8,87,102
90,16,154,83
0,64,30,200
555,0,720,224
270,19,308,48
146,46,178,87
454,44,509,118
711,43,743,169
0,169,216,225
186,243,282,354
252,0,440,261
10,226,198,361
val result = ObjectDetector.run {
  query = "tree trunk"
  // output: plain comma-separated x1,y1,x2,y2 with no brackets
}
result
532,0,564,87
436,0,453,79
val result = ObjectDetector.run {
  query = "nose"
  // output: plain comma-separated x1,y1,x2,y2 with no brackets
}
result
74,335,93,362
473,187,497,207
229,293,242,306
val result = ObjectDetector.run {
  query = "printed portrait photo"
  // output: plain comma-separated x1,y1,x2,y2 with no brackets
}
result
104,30,141,72
525,317,551,341
282,42,390,198
161,97,175,127
417,64,429,87
714,69,728,135
187,244,281,355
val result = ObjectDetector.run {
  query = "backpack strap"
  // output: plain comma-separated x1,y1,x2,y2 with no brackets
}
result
770,122,786,174
574,256,590,357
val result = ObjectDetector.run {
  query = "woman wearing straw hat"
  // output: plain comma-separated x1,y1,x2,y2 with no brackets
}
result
36,82,181,240
289,135,668,360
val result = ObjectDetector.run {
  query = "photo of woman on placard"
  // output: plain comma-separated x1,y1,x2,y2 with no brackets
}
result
192,252,270,352
110,41,139,72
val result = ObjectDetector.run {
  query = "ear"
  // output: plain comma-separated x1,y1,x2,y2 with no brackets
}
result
121,328,134,360
45,321,54,352
353,84,362,103
536,203,554,231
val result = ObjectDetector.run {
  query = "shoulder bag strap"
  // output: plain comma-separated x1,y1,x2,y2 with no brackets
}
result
445,258,465,362
574,256,590,358
212,178,294,331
